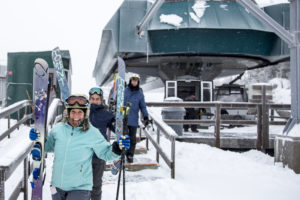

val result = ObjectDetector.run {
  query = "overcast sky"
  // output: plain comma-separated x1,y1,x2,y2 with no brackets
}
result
0,0,289,95
0,0,123,94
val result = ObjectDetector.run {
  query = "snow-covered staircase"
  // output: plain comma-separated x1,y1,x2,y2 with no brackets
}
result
105,134,159,172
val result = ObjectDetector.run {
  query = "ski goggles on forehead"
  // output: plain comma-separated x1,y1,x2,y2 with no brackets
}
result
66,96,89,106
89,87,103,96
130,77,139,81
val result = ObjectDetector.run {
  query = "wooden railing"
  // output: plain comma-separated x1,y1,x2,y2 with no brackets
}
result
146,101,290,151
141,110,177,179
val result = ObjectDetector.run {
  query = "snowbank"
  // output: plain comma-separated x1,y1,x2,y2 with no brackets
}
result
285,124,300,137
269,78,291,104
101,138,300,200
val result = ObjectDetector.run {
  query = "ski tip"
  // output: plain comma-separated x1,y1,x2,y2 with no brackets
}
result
53,47,60,51
34,58,49,69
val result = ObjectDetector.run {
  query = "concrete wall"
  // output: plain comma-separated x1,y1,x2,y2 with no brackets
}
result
275,136,300,174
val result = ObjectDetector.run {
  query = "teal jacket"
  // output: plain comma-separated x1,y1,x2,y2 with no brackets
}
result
45,122,120,191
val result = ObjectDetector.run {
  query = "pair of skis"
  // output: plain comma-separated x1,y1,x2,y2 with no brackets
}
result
110,57,130,200
30,47,70,200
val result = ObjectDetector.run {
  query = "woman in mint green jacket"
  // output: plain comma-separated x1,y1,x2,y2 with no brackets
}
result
30,95,130,200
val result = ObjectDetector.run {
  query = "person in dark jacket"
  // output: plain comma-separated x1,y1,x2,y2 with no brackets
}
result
124,74,149,163
88,87,115,200
184,93,199,132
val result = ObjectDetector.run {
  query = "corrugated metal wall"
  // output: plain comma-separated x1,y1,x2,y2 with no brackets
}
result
0,65,6,105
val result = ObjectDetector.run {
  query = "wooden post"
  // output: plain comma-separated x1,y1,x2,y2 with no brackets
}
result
171,136,175,179
261,86,269,151
270,109,274,122
257,105,262,150
23,157,29,200
0,170,5,200
215,104,221,148
156,129,160,163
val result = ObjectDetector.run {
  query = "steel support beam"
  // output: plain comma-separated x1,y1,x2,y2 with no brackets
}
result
284,0,300,134
237,0,300,135
136,0,165,35
236,0,295,46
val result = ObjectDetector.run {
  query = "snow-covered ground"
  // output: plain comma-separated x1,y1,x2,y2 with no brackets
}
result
1,85,300,200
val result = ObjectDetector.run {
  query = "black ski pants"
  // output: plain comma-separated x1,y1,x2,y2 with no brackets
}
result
51,187,90,200
126,126,137,157
91,156,106,200
183,109,198,131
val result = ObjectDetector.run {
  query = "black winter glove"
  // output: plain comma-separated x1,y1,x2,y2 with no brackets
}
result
143,117,150,127
112,141,122,155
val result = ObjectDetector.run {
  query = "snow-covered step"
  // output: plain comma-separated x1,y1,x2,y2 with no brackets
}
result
105,157,158,172
134,146,147,154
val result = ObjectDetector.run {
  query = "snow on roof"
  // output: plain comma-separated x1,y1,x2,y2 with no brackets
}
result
255,0,289,7
160,14,183,27
189,12,200,23
189,0,210,23
220,4,229,11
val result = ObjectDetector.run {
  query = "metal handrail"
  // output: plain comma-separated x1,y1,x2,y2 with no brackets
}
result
0,100,33,142
0,100,33,200
47,98,63,129
0,100,32,119
0,99,63,200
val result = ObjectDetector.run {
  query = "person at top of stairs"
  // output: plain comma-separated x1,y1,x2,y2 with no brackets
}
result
124,74,149,163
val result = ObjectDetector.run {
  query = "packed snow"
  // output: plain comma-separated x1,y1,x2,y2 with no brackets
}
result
1,83,300,200
269,78,291,104
285,124,300,137
160,14,183,27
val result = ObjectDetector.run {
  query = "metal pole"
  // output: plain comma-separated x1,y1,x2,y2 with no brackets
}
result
8,115,10,139
136,0,165,35
284,0,300,134
236,0,295,46
17,110,20,130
